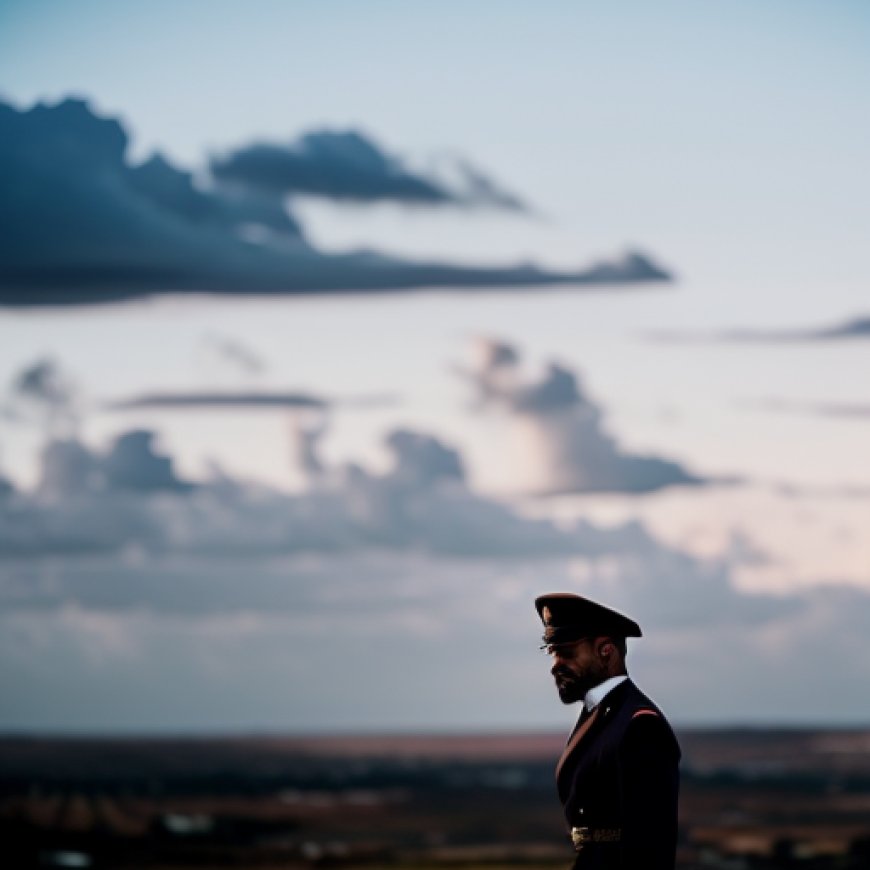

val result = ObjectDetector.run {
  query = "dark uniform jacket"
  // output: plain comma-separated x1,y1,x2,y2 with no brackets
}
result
556,678,680,870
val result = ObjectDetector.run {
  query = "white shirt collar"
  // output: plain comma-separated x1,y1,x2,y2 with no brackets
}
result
584,675,628,713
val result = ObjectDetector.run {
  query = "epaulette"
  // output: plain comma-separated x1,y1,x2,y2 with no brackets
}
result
631,708,660,720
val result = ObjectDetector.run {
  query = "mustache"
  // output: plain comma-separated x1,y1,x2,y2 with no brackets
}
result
551,664,576,681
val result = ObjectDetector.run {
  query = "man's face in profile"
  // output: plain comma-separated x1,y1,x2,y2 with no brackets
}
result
547,638,607,705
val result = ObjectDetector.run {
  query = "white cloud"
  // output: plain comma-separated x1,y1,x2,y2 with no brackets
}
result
3,548,870,730
462,337,707,495
1,428,659,561
3,421,870,731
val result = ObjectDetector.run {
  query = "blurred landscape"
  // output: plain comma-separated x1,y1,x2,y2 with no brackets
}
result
4,729,870,870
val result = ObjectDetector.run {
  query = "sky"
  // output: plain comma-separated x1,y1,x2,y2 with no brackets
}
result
0,0,869,733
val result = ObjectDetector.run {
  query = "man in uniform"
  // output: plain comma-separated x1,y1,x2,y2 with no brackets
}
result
536,592,680,869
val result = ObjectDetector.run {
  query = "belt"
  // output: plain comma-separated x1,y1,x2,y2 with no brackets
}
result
570,827,622,851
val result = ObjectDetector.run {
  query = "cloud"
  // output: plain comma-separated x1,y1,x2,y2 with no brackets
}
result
773,480,870,500
288,412,328,481
0,543,789,639
105,390,329,411
38,438,100,497
1,427,655,560
37,430,192,499
448,157,528,212
101,430,193,493
200,334,266,375
4,358,79,432
749,398,870,420
462,338,708,495
3,527,870,730
0,98,673,307
210,129,528,211
648,314,870,344
103,388,398,414
383,429,465,486
12,359,71,406
128,152,306,240
3,422,870,730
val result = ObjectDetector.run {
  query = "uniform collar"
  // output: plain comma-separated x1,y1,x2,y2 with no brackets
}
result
584,674,628,713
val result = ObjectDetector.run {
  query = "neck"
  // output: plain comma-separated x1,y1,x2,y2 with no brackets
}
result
604,661,627,680
583,674,629,712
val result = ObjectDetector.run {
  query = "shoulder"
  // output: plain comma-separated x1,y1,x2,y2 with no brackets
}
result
624,707,674,739
621,681,670,721
619,683,681,757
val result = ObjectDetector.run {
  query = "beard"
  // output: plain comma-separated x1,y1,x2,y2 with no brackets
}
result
552,667,594,704
552,664,595,705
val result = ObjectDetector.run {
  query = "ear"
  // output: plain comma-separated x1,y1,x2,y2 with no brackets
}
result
597,637,613,658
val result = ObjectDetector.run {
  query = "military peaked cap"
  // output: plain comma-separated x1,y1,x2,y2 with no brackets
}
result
535,593,642,645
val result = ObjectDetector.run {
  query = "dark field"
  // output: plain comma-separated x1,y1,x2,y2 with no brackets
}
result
3,730,870,869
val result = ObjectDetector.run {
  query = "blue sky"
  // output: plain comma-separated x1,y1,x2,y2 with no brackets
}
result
0,1,869,732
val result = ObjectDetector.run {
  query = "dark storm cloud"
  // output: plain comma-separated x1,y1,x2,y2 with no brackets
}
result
210,129,528,211
0,98,672,307
648,315,870,344
464,338,709,495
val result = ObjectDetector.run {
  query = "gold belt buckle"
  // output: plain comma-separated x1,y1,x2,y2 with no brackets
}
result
570,826,590,850
570,827,622,851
